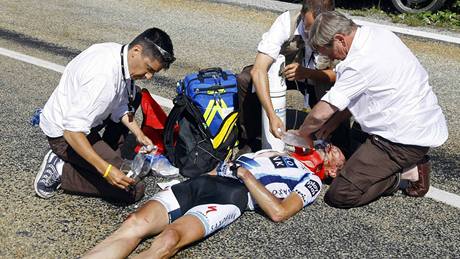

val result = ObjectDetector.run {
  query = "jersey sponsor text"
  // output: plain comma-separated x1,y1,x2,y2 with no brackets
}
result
305,180,320,197
270,156,298,169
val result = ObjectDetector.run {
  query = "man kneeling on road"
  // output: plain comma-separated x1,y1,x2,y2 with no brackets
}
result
296,11,448,209
83,144,345,258
238,0,353,156
34,28,175,203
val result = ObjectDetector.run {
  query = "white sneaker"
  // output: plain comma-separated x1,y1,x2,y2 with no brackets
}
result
34,150,62,198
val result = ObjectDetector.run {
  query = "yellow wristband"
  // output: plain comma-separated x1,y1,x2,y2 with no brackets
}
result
103,164,112,178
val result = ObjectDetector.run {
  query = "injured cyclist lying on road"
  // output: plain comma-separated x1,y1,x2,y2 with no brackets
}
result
82,145,345,259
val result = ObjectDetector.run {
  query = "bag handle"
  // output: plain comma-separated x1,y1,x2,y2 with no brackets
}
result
198,67,228,82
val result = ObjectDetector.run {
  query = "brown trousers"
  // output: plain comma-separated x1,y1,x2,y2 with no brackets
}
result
325,135,429,208
47,89,144,204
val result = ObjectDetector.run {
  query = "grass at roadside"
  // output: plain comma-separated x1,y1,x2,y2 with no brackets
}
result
390,10,460,30
342,4,460,32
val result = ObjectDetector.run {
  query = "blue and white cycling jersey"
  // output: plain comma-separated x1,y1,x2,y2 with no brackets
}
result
236,150,322,210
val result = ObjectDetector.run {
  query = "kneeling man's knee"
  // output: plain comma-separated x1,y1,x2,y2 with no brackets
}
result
325,175,362,209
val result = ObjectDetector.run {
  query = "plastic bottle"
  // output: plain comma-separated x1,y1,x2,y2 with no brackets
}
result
123,145,157,184
125,152,152,184
126,146,179,182
281,131,310,148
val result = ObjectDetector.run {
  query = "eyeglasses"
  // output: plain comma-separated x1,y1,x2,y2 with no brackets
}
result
144,37,176,64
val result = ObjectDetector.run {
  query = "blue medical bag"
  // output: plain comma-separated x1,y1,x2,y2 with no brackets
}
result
176,67,238,136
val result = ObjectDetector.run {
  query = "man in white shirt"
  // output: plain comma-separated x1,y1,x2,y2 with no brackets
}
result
237,0,351,157
34,28,175,203
296,11,448,208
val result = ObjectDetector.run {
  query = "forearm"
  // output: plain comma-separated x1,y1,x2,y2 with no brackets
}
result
237,169,286,221
324,109,352,130
121,113,143,138
302,68,336,83
299,101,337,137
63,130,109,175
251,67,276,119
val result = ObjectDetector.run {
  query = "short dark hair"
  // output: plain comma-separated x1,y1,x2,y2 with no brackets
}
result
301,0,335,17
130,28,175,69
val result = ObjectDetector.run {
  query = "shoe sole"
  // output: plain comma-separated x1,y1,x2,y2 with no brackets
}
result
34,150,55,198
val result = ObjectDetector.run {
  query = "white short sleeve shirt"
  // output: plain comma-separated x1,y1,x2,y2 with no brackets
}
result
257,11,316,69
40,43,132,137
321,26,448,147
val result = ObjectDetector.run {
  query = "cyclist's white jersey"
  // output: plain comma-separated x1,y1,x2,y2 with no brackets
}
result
236,150,322,210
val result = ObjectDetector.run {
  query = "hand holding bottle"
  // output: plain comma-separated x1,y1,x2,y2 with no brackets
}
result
281,130,311,148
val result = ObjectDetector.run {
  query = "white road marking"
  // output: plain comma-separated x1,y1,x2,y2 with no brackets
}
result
0,47,65,73
353,20,460,45
1,46,459,209
216,0,460,45
426,186,460,208
150,94,173,109
0,47,174,108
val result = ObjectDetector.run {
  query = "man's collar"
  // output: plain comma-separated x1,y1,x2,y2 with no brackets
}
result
348,26,363,56
122,44,131,81
294,19,308,40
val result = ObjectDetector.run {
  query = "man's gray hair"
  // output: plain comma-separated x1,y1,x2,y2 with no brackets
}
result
308,11,357,51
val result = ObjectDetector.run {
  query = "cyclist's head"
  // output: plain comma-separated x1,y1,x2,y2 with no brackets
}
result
322,143,345,178
292,142,345,179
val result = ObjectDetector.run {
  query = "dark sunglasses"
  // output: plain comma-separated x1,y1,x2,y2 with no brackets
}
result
144,37,176,64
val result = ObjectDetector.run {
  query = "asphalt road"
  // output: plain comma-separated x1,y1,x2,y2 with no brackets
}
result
0,0,459,258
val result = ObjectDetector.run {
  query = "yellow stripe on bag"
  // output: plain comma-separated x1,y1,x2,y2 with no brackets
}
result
207,89,226,94
203,100,214,125
212,112,238,149
204,99,229,127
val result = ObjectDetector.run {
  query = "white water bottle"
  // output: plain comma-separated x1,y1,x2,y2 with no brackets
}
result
124,145,159,183
261,54,287,151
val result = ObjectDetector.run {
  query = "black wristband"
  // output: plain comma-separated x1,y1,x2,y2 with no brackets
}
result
229,163,242,179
